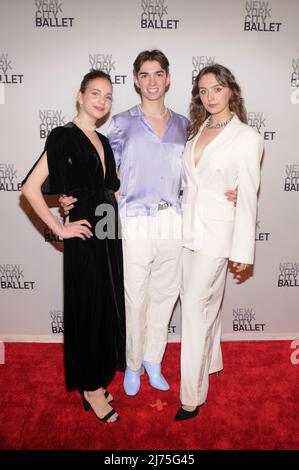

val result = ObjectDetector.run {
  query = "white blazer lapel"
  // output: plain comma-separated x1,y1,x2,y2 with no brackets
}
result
204,114,241,155
196,114,242,173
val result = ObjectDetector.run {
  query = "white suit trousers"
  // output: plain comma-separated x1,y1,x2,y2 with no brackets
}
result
180,248,228,406
122,208,182,371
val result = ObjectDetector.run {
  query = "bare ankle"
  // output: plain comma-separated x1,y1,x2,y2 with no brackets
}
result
85,388,104,398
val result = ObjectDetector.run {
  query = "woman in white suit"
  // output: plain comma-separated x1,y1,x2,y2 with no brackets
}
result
175,64,263,421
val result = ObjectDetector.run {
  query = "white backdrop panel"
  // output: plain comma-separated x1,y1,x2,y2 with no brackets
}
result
0,0,298,342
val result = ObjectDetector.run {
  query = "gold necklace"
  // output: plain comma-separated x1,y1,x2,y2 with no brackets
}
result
139,105,168,119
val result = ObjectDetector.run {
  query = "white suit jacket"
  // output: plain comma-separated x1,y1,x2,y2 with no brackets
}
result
182,114,264,264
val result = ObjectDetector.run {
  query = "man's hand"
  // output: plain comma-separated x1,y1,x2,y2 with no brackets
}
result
58,194,77,216
225,188,238,205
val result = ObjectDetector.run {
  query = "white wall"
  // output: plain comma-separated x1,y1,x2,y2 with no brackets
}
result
0,0,298,342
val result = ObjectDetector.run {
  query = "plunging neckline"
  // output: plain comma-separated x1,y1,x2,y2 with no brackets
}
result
72,122,106,179
194,145,207,170
192,114,235,170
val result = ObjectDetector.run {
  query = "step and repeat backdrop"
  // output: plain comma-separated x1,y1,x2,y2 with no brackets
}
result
0,0,298,342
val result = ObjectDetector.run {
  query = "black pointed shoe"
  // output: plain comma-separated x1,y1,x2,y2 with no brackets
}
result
174,405,200,421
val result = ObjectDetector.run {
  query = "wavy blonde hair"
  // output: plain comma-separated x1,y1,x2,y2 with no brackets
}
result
188,64,247,140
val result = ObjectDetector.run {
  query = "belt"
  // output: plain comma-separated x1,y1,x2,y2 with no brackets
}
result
158,200,171,210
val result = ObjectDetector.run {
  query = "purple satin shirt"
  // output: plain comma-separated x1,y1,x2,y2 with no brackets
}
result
107,105,189,217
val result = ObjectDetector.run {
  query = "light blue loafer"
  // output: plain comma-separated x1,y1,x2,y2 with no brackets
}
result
142,361,170,391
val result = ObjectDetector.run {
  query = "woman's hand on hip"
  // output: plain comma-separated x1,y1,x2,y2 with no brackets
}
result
232,262,249,273
60,218,93,240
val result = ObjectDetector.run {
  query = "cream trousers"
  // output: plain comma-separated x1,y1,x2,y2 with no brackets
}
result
122,208,182,370
180,248,228,406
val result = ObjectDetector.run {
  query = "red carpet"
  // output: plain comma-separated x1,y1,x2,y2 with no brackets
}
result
0,341,298,450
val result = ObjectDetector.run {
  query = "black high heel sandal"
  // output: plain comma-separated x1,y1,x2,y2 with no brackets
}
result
104,390,113,403
82,394,120,423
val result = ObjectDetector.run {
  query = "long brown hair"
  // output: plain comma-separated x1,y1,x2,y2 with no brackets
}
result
188,64,247,140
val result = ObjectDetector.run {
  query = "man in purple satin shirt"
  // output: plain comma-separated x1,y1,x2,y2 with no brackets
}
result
107,50,188,396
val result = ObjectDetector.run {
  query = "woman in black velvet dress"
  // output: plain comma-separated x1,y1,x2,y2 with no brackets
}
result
21,70,126,423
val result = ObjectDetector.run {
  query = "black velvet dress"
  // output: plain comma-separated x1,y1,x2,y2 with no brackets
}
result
23,122,126,392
